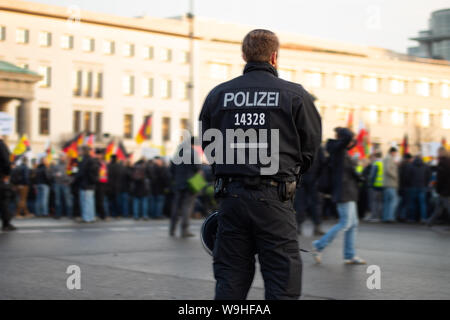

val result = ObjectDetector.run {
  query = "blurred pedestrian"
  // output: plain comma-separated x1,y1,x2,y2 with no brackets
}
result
35,157,51,217
107,155,121,218
382,147,399,222
397,153,413,221
75,146,98,223
312,127,366,265
118,159,133,217
95,150,109,220
131,158,150,220
50,154,73,219
294,146,326,236
427,147,450,226
10,157,32,218
0,137,16,231
368,152,384,222
408,156,431,223
169,138,201,237
150,156,170,219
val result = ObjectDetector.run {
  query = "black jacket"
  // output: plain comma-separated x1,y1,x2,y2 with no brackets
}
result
409,157,431,188
436,156,450,197
200,61,322,179
107,160,122,195
75,156,98,190
35,164,51,185
327,128,360,203
0,139,10,178
151,165,171,195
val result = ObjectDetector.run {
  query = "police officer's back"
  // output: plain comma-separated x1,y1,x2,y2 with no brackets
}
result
199,29,322,300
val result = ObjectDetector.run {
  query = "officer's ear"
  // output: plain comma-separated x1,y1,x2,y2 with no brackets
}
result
270,51,278,68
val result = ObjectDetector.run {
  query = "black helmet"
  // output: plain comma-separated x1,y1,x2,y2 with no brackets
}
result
200,211,219,256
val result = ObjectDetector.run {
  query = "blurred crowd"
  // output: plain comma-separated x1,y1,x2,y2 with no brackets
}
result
295,135,450,235
0,138,216,234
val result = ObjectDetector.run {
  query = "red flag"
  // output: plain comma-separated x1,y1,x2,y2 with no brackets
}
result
400,135,409,156
347,110,354,131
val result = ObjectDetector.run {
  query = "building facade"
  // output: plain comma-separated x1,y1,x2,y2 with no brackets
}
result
0,0,449,158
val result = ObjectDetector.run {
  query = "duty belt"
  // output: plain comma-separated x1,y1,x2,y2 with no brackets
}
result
226,177,279,188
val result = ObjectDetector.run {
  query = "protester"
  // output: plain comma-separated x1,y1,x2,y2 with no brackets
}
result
382,147,399,222
10,157,32,218
118,159,133,217
169,138,201,238
0,137,16,231
75,146,98,223
397,153,413,221
95,150,109,220
150,156,170,219
107,155,122,218
427,147,450,226
368,152,384,222
35,157,51,217
408,155,431,223
295,146,326,236
131,158,150,220
50,154,73,219
312,127,366,265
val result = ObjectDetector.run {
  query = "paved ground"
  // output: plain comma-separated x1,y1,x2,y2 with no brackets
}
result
0,217,449,300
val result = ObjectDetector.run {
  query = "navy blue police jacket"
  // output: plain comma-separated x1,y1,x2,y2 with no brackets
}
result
199,61,322,180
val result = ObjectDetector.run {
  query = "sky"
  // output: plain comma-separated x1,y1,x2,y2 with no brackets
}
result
26,0,450,53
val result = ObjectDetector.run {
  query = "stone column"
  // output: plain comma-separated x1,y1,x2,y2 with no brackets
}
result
18,99,32,138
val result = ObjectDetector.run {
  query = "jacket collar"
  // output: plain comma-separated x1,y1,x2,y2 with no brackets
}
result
243,61,278,77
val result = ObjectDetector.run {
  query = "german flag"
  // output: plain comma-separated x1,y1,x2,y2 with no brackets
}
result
135,115,152,145
346,109,354,131
105,140,115,162
116,141,129,161
11,134,31,162
63,133,84,159
442,137,450,151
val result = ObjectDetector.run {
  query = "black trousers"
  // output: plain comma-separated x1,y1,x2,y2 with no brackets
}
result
213,182,302,300
0,181,12,227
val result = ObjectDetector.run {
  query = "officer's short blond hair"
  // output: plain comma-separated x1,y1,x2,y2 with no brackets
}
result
242,29,279,63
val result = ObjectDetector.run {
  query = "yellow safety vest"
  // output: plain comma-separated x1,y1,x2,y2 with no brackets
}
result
356,165,363,174
373,160,384,187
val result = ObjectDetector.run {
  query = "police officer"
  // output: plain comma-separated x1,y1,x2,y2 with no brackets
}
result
199,29,322,300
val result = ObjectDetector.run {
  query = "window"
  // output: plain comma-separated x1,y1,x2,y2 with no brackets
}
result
122,75,135,95
84,71,93,97
391,110,405,125
0,26,5,41
416,81,430,97
82,37,95,52
143,46,154,59
180,118,188,131
305,72,322,88
160,48,172,62
103,40,115,55
209,63,229,80
95,73,103,98
180,51,190,64
162,117,171,142
84,111,92,132
160,79,172,99
61,34,74,49
142,78,154,97
73,70,82,96
95,112,102,137
390,79,405,94
442,110,450,129
38,66,51,88
16,29,29,44
335,74,352,90
39,108,50,135
368,106,379,124
278,69,294,81
180,82,189,100
420,109,430,127
73,111,81,133
123,43,135,57
441,83,449,98
363,77,378,93
124,114,133,139
38,31,51,47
